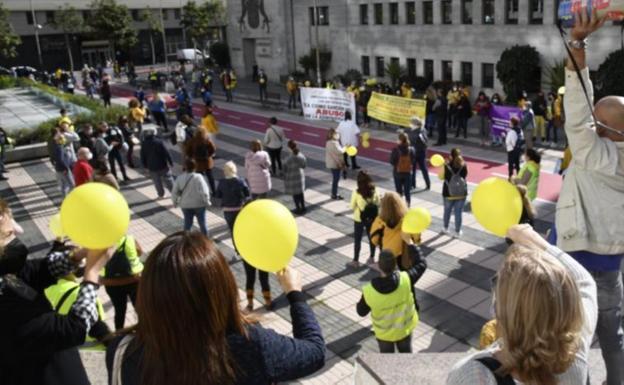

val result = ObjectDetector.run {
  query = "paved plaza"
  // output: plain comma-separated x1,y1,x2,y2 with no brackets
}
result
1,88,571,383
0,88,64,134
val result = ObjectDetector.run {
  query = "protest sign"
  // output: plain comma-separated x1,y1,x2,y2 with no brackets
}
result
300,88,356,122
489,105,523,138
366,92,426,127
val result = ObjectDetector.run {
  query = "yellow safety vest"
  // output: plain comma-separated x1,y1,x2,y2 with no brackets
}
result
362,271,418,342
518,160,540,201
44,278,107,351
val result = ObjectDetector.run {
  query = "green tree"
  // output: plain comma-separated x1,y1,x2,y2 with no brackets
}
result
141,7,163,65
88,0,137,58
209,41,230,67
0,2,21,59
594,49,624,99
51,4,84,72
385,61,405,88
181,0,225,52
496,45,541,103
544,59,565,93
298,49,331,77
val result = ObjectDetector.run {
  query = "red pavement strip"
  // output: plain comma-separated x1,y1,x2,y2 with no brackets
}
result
112,86,562,203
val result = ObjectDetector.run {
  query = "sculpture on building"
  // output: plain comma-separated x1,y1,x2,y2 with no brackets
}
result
238,0,271,32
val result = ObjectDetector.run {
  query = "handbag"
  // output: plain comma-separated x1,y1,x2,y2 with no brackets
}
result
111,335,135,385
175,174,194,206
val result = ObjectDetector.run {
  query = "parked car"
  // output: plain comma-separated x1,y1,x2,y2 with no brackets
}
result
0,66,13,76
11,66,38,78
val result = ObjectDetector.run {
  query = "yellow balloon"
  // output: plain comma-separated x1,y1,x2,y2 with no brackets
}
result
362,140,370,149
49,213,64,238
402,207,431,234
361,132,370,141
438,169,445,180
430,154,445,168
346,146,358,157
471,177,523,237
60,183,130,249
233,199,298,272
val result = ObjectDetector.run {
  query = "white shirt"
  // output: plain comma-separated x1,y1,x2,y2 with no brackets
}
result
264,125,286,149
505,128,518,152
336,120,360,147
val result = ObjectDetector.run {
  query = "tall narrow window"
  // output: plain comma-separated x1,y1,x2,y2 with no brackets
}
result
46,11,55,24
462,0,473,24
505,0,519,24
360,4,368,25
407,58,417,79
389,3,399,25
482,63,494,88
405,2,416,24
442,60,453,82
26,11,34,25
318,7,329,25
529,0,543,24
441,0,452,24
483,0,495,24
376,56,385,77
424,59,434,83
362,56,370,76
374,3,383,25
461,62,473,86
423,2,433,25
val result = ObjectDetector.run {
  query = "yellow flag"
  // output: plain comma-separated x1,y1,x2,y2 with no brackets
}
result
366,92,426,127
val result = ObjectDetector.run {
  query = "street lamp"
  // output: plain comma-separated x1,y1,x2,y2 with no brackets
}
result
29,0,43,69
312,0,321,86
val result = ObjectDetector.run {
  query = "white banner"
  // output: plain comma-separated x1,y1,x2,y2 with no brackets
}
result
299,88,356,122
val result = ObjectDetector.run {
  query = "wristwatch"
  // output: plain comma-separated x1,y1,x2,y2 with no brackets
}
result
567,39,588,50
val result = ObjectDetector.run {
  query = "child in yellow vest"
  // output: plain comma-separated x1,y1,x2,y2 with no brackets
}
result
356,248,427,353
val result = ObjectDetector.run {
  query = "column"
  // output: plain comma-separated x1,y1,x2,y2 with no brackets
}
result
433,0,442,25
495,0,505,25
416,0,425,25
543,0,556,26
452,0,462,24
519,0,530,25
473,0,483,25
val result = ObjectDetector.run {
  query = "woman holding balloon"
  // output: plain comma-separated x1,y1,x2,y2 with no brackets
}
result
441,148,468,237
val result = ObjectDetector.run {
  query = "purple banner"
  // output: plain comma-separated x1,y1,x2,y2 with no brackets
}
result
489,105,522,139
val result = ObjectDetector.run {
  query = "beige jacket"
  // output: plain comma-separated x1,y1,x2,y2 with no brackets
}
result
556,68,624,255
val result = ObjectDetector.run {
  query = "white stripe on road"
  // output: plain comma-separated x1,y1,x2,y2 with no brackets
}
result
227,115,241,120
375,147,391,153
250,120,265,125
302,131,319,137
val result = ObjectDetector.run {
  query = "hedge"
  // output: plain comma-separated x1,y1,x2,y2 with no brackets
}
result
0,76,128,146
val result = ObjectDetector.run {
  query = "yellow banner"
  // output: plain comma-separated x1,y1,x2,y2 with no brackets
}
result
366,92,426,127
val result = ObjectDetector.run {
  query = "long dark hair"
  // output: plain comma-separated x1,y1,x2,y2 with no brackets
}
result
449,148,465,169
136,232,249,385
356,171,375,199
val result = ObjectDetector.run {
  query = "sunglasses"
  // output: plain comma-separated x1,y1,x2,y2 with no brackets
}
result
596,121,624,139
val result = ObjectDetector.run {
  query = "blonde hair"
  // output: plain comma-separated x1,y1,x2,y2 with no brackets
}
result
495,244,584,385
379,192,408,229
223,161,237,178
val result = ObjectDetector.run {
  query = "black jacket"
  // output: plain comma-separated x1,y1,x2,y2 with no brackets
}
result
105,292,325,385
357,244,427,316
389,144,416,174
140,135,173,172
408,129,428,155
0,244,90,385
215,177,250,208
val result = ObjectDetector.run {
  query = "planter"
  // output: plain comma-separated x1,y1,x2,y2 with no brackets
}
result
5,142,49,163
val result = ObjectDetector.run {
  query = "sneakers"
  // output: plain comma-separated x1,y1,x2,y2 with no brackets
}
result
347,260,361,268
365,257,375,265
454,230,463,238
441,227,450,235
331,195,344,200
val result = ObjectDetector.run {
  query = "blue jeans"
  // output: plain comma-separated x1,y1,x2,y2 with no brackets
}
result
353,220,375,263
149,169,174,197
394,172,411,207
182,207,208,235
330,168,341,197
56,171,74,199
411,152,431,189
443,198,465,232
592,270,624,385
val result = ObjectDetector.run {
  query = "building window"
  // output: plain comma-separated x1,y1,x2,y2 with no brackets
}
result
461,62,473,86
405,2,416,24
442,60,453,82
389,3,399,24
374,3,383,25
505,0,519,24
162,9,168,20
376,56,385,77
483,0,495,24
131,9,140,21
482,63,494,88
424,59,434,83
407,58,416,78
26,11,33,25
462,0,473,24
441,0,452,24
360,4,368,25
82,10,90,21
390,57,400,67
423,1,433,24
46,11,55,24
174,9,181,20
362,56,370,76
309,7,330,26
529,0,543,24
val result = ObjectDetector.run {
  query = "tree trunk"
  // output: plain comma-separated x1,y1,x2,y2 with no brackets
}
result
64,33,74,73
149,33,156,65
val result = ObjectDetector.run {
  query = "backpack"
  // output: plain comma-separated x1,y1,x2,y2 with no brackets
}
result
360,199,378,226
512,127,525,152
104,238,133,279
396,148,412,173
446,165,467,197
475,357,515,385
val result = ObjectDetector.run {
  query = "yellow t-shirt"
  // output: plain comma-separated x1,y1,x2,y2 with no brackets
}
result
201,115,219,134
59,116,75,132
130,107,146,123
369,217,421,257
350,189,381,223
